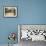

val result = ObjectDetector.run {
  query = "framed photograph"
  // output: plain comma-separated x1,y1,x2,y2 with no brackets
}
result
4,6,17,17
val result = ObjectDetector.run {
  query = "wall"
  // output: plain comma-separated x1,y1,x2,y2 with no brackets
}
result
0,0,46,44
0,0,18,44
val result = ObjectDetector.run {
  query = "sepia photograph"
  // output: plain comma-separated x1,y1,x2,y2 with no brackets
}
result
4,7,17,17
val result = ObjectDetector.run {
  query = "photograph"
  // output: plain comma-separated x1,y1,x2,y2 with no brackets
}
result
4,7,17,17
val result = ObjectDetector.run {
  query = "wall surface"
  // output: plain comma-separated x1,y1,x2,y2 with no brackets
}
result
0,0,18,44
0,0,46,45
